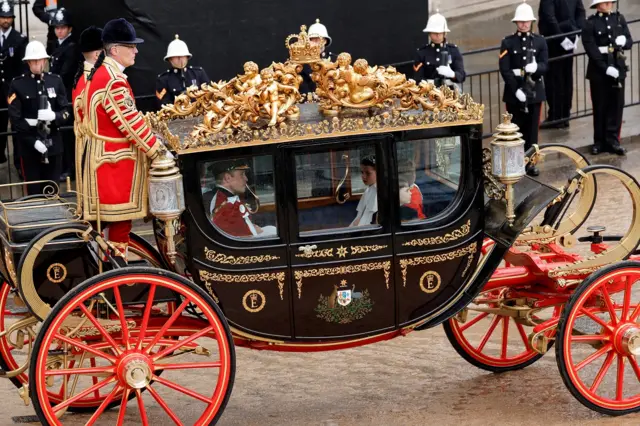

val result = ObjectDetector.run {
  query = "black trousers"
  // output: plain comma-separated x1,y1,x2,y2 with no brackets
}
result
61,125,75,176
545,51,574,122
506,102,542,151
20,154,62,195
590,77,625,149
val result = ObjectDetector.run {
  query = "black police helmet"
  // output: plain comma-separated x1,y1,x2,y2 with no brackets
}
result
102,18,144,44
79,26,103,53
0,0,14,18
51,8,72,27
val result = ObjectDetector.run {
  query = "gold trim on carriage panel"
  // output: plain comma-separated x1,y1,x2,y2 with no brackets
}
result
402,220,471,248
204,247,281,265
399,242,478,287
199,270,286,301
294,261,391,298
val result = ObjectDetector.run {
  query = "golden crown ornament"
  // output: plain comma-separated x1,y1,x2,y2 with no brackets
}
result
286,25,325,64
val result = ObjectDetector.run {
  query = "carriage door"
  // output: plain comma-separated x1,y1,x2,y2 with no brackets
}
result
285,137,395,339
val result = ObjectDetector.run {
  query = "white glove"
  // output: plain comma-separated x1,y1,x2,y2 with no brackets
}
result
515,89,527,103
606,66,620,79
524,60,538,74
616,35,627,47
34,140,48,154
573,36,581,51
25,118,38,127
37,102,55,122
436,65,455,79
561,37,574,51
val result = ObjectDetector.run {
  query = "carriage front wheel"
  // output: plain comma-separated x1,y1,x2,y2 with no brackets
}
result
29,267,235,425
556,261,640,416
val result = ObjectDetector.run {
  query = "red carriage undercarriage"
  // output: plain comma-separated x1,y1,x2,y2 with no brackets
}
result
1,24,640,424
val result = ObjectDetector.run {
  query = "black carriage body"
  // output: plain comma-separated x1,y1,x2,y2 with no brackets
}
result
176,121,494,342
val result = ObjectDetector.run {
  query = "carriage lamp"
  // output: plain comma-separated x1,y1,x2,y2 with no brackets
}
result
149,150,185,264
490,113,526,226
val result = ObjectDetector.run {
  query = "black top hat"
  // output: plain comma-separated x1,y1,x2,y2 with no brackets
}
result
79,26,103,53
0,1,14,18
102,18,144,44
51,8,71,27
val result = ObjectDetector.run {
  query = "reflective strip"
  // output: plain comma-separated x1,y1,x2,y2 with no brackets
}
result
599,46,609,54
512,69,522,77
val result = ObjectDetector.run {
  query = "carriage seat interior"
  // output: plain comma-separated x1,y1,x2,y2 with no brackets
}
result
0,195,79,244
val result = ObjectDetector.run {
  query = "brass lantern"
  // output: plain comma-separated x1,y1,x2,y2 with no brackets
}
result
149,150,185,264
491,113,526,225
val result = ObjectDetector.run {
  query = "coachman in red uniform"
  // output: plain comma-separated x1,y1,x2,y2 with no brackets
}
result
76,19,165,259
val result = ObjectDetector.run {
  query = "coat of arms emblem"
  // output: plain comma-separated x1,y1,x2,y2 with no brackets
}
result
315,280,373,324
55,10,64,22
337,287,352,306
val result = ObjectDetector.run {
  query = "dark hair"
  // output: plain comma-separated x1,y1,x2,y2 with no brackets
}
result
87,50,106,82
361,155,376,168
72,58,85,90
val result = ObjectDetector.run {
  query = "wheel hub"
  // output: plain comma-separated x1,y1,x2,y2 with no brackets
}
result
621,327,640,356
117,354,153,389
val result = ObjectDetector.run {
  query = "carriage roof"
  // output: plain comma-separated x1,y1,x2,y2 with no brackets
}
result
147,25,484,155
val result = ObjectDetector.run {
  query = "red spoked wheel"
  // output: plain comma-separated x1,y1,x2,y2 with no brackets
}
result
444,287,558,372
0,280,33,387
29,267,235,425
557,261,640,415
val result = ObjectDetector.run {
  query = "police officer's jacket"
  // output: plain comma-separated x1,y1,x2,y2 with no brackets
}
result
7,72,71,158
413,42,465,84
582,11,633,81
538,0,586,47
499,31,548,105
50,35,80,99
0,28,27,93
156,65,210,107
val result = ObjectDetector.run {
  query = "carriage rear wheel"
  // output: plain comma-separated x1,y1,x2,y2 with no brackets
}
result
557,261,640,416
444,287,558,373
0,232,164,413
29,267,235,425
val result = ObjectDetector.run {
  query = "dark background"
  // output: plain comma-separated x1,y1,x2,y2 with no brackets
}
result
59,0,429,111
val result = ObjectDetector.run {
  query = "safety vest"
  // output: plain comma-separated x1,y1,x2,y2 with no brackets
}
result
44,0,57,12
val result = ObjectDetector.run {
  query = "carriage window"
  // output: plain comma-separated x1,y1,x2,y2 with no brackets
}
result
295,145,378,234
201,155,278,239
396,137,461,222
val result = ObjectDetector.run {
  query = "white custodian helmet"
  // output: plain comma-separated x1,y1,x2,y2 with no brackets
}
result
164,34,192,61
590,0,616,8
308,19,332,47
23,40,49,61
423,13,450,33
512,2,537,22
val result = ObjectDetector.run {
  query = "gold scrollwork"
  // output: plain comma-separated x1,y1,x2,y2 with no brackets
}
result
402,220,471,247
295,248,334,259
462,254,475,278
399,242,478,287
350,245,388,255
205,247,280,265
294,261,391,299
199,270,286,301
3,247,16,285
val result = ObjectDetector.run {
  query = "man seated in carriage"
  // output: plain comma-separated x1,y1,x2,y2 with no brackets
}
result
205,159,277,238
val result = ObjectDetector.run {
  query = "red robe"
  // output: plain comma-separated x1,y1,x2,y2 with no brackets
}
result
407,184,426,219
78,57,160,222
210,189,254,237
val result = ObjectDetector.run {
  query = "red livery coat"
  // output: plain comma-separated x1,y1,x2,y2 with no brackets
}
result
78,57,160,221
210,189,254,237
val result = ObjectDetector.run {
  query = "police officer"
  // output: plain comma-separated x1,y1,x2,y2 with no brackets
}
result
539,0,586,128
0,0,26,164
582,0,632,155
300,19,333,95
156,35,209,107
7,40,70,195
413,12,465,89
49,8,79,180
31,0,58,55
499,2,548,176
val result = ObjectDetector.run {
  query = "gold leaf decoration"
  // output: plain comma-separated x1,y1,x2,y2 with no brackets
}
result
402,220,471,247
199,270,286,301
400,242,478,287
293,261,391,299
204,247,280,265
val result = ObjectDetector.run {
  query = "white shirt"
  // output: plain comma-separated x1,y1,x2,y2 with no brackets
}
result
0,27,11,47
351,184,378,226
58,33,72,45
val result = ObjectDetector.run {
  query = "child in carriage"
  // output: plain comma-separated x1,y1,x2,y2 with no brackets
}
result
350,154,378,226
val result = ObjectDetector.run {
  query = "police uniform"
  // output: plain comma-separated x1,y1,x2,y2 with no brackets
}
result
538,0,586,127
0,0,27,164
499,31,548,152
31,0,58,55
582,8,632,155
413,42,465,86
7,72,70,194
156,65,209,106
